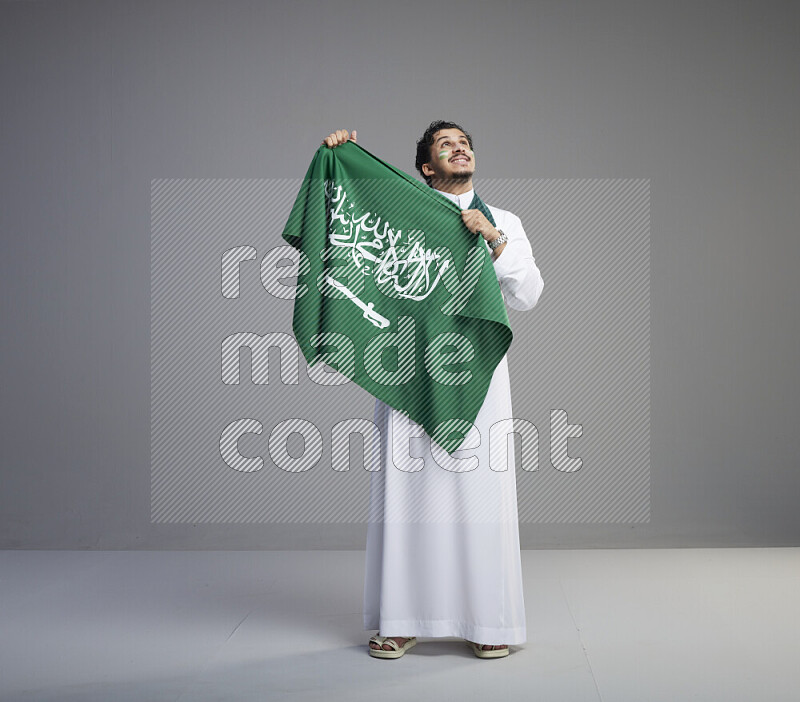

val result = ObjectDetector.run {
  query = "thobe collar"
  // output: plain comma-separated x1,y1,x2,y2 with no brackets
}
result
433,185,497,230
434,186,475,211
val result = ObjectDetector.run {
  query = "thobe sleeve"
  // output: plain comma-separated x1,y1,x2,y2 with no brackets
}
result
491,213,544,311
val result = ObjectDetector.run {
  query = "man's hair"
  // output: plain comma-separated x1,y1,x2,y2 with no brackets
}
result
415,120,474,185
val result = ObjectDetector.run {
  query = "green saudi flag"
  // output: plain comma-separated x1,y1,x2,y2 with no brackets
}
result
281,140,512,455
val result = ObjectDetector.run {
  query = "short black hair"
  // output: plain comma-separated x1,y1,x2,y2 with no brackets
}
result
415,120,474,185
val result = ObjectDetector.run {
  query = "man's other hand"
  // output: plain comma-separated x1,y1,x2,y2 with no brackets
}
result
322,129,358,148
460,209,498,241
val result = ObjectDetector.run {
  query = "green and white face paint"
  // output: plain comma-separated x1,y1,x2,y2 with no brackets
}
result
438,148,474,160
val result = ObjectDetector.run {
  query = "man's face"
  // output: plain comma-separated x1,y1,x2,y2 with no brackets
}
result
422,128,475,183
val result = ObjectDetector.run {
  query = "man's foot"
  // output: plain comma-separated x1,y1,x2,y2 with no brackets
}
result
369,633,412,651
466,640,508,651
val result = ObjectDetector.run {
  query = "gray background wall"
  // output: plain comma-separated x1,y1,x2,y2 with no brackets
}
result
1,0,798,549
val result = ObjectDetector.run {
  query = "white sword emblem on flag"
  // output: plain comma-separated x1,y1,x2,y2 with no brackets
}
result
324,275,391,329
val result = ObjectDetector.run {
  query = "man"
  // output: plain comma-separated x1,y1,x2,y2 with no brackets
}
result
322,122,544,658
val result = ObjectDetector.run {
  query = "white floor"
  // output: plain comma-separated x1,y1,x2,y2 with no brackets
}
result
0,548,798,702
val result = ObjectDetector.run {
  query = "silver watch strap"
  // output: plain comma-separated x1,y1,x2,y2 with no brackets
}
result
488,229,508,250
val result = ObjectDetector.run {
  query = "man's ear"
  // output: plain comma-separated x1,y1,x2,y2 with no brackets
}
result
421,162,434,177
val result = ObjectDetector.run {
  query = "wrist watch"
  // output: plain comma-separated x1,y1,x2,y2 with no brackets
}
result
487,229,508,251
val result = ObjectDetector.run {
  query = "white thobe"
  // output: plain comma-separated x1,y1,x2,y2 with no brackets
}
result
362,187,544,645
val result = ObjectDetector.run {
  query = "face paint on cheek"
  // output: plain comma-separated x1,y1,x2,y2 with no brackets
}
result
438,150,450,160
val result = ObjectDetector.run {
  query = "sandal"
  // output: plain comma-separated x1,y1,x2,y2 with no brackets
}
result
466,640,510,659
368,634,418,659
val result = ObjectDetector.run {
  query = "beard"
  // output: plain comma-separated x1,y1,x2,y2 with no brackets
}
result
428,163,475,187
449,170,473,181
439,166,474,183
